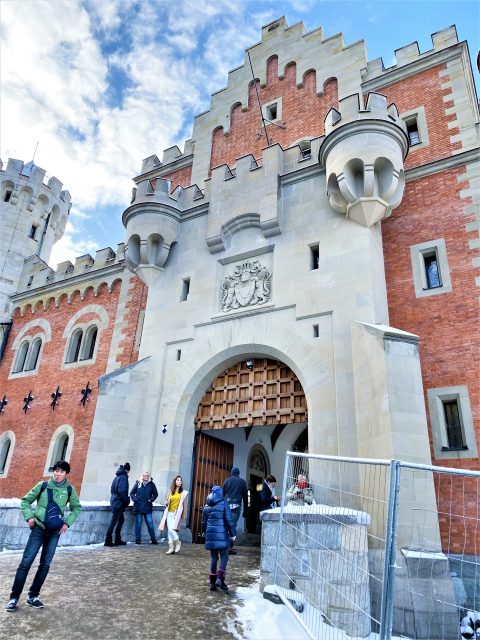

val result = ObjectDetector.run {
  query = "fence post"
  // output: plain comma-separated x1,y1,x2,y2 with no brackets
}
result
380,459,401,640
273,451,291,586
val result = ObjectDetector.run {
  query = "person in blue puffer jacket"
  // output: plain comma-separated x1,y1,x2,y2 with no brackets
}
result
202,485,236,592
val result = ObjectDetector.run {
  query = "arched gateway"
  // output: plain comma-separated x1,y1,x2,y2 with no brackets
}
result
190,358,308,542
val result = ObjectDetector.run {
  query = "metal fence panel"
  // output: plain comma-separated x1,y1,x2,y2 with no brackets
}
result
269,452,480,640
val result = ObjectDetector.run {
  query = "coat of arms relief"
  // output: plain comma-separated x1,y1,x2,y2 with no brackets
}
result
221,260,272,312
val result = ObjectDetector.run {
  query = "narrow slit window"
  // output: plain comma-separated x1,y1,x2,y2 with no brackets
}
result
4,190,12,202
406,119,420,146
442,399,466,450
313,324,319,338
176,349,182,361
310,244,319,271
28,225,38,240
181,278,190,302
423,251,442,289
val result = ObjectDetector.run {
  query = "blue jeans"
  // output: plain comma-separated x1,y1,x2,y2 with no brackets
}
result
10,524,60,599
229,508,241,548
135,513,156,541
209,548,228,574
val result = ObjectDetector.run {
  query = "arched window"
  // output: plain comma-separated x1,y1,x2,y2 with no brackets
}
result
9,319,51,378
0,431,15,476
81,326,98,361
13,340,30,373
48,433,70,472
66,328,83,363
25,337,42,371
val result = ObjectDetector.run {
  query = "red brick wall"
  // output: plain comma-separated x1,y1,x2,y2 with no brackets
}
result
0,282,123,497
374,64,461,169
210,56,338,171
116,275,148,368
163,165,193,192
382,168,479,551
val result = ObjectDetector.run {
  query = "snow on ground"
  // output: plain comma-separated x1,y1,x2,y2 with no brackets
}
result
229,572,404,640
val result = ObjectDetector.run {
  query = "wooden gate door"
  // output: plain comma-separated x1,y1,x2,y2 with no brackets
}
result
190,432,233,543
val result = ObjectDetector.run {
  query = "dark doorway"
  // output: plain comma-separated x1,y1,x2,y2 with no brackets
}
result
247,473,263,534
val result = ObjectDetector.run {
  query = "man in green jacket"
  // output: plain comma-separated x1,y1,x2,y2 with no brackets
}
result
5,460,81,612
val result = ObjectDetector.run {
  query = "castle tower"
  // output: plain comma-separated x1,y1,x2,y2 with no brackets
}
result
0,158,71,325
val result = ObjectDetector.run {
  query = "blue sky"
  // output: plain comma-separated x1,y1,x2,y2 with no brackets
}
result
1,0,479,268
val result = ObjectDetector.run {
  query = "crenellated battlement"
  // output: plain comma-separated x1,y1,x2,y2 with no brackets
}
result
1,158,72,206
361,25,459,82
15,244,125,295
138,139,195,178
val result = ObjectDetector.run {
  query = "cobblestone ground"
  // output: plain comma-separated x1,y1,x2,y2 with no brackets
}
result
0,543,261,640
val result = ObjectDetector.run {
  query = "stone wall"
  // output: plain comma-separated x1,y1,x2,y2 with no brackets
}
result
259,505,372,638
0,503,192,549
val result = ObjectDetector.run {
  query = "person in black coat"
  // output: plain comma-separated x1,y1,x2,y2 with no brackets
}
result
130,471,159,544
258,474,281,512
202,485,236,591
104,463,130,547
222,467,247,555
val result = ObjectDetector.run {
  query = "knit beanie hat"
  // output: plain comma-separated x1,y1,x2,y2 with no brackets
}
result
124,462,131,472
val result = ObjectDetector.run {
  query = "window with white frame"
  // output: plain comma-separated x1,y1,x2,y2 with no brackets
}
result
401,106,429,150
11,336,43,375
427,385,477,460
9,319,51,379
410,238,452,298
65,324,98,364
262,97,282,124
0,431,15,476
61,304,108,370
44,425,74,475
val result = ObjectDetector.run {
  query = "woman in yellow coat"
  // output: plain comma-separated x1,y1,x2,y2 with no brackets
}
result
159,475,188,554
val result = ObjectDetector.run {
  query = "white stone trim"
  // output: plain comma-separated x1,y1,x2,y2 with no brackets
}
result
43,424,74,476
400,106,429,151
12,318,52,348
427,385,477,460
0,430,15,477
409,238,452,298
106,273,137,373
62,304,109,337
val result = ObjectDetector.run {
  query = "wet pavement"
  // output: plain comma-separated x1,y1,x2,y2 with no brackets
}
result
0,542,261,640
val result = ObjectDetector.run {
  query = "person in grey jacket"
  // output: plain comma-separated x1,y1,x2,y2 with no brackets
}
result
286,474,314,506
104,462,130,546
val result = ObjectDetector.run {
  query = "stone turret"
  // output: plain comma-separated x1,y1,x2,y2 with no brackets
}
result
122,176,181,285
319,92,408,227
0,158,71,321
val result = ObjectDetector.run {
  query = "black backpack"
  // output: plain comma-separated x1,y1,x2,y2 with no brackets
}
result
37,481,72,533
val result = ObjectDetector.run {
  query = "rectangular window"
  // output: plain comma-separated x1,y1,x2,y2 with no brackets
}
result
313,324,319,338
422,251,442,289
28,225,38,240
310,244,319,271
266,103,278,121
427,386,476,460
176,349,182,361
442,400,466,450
180,278,190,301
4,190,12,202
406,118,420,146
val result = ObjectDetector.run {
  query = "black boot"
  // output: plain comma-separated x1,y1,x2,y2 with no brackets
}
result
216,569,229,591
114,539,127,546
104,538,115,547
209,574,217,591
